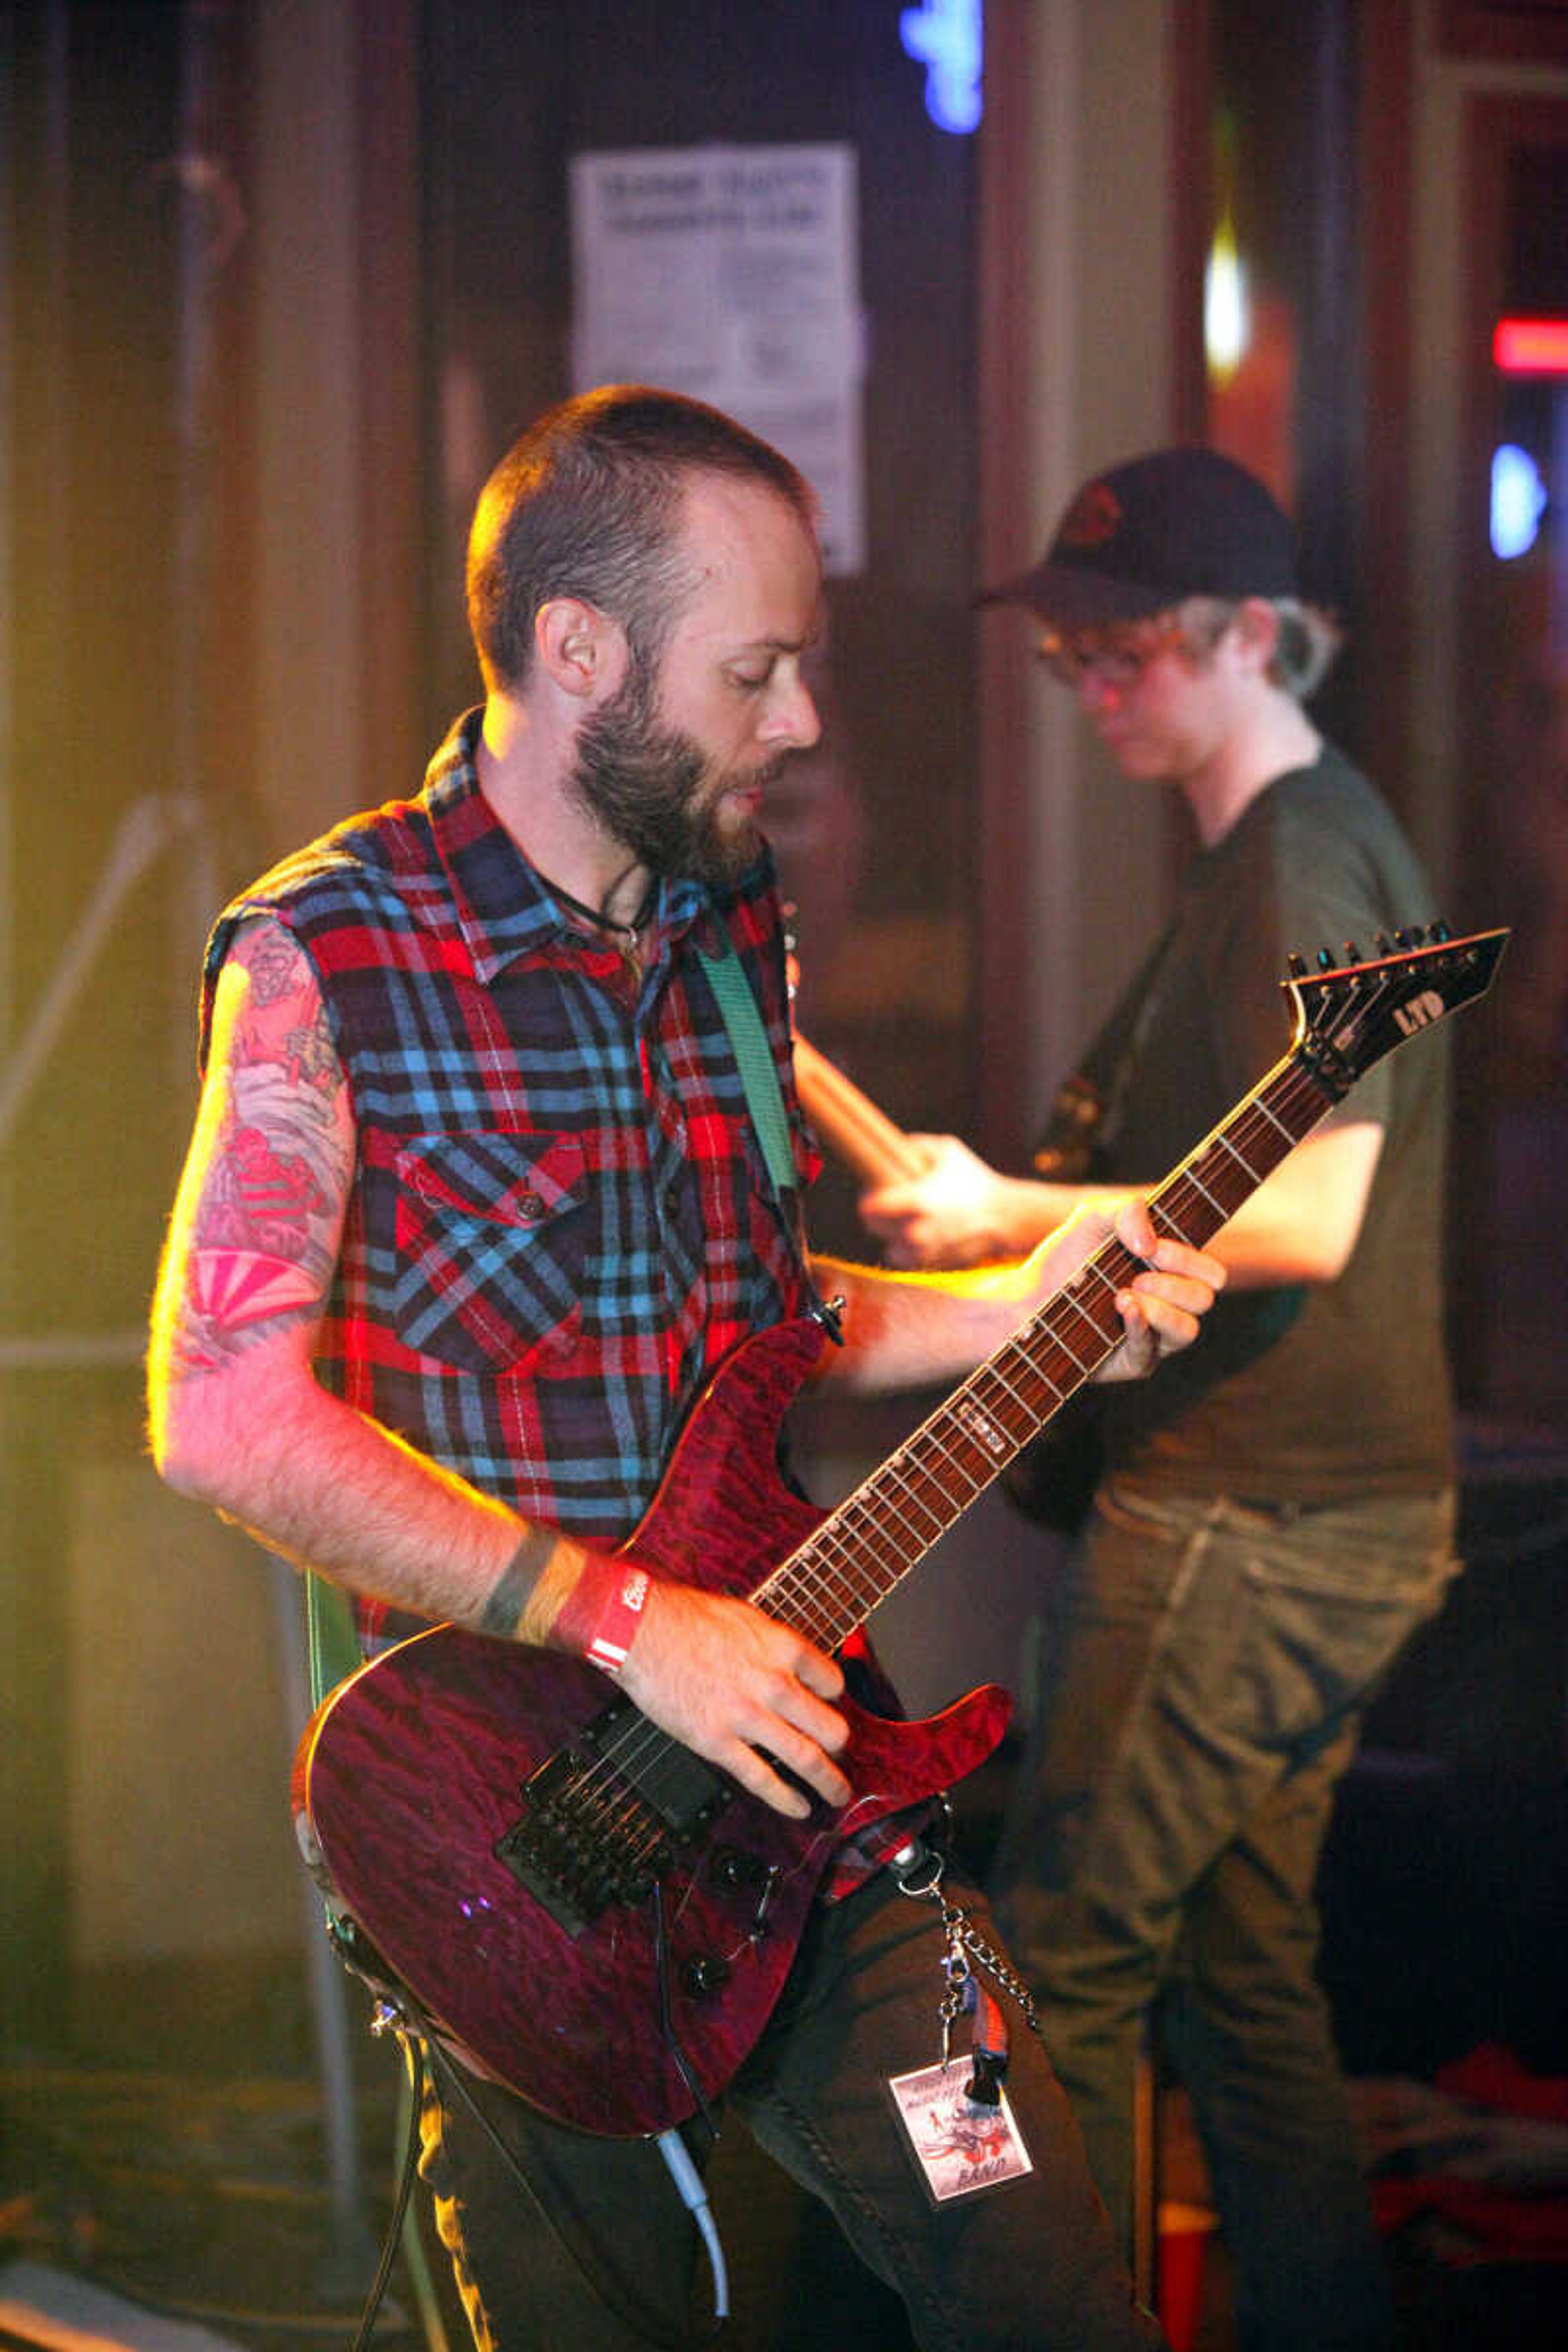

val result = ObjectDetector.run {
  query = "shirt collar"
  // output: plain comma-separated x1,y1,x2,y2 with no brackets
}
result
421,708,714,983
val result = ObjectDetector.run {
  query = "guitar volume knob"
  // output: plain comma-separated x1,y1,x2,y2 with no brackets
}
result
712,1844,766,1889
682,1953,731,2001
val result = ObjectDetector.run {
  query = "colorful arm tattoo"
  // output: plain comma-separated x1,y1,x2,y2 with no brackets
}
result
165,919,354,1376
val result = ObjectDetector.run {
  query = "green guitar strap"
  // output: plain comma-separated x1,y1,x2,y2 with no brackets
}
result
698,931,800,1204
306,1566,362,1708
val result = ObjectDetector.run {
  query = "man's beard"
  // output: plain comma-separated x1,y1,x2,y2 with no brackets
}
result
566,657,775,888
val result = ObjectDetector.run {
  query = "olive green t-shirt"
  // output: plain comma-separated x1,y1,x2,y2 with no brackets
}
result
1092,746,1454,1501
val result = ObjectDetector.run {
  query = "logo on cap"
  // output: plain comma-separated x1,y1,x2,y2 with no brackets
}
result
1057,481,1122,552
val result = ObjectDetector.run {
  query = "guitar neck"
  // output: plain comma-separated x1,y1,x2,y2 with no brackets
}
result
765,1040,1330,1646
774,921,1507,1655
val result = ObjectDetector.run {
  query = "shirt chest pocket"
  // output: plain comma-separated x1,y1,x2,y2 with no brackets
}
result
391,1129,588,1374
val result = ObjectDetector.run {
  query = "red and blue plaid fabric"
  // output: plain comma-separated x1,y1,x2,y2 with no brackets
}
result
200,710,819,1648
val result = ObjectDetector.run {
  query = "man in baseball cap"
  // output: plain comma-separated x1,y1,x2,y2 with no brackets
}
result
979,445,1299,622
976,448,1341,814
858,447,1459,2352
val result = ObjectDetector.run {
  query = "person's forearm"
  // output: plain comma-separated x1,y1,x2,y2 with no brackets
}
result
152,1336,592,1642
152,1328,855,1819
809,1216,1132,1393
985,1173,1115,1254
1189,1123,1384,1287
806,1254,1023,1393
991,1127,1383,1292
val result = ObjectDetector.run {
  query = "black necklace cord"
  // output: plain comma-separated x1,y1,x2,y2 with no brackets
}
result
542,869,660,945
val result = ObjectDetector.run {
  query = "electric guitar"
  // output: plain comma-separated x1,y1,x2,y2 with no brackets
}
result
294,925,1506,2139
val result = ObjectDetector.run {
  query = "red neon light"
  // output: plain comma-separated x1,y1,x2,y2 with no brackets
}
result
1494,316,1568,376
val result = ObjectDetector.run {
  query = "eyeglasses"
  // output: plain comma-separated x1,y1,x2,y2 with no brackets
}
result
1033,616,1191,691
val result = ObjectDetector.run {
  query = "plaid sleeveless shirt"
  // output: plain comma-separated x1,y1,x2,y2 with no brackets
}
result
199,711,818,1647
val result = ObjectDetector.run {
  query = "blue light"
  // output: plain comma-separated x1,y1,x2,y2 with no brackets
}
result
900,0,982,136
1490,443,1547,559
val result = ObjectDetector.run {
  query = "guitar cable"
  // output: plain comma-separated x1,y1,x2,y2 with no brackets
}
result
655,2123,731,2325
650,1878,722,2140
325,1910,729,2346
649,1880,731,2318
343,2021,425,2352
416,2027,727,2348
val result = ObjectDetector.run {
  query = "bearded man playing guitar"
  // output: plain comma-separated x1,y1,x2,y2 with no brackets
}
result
146,389,1221,2352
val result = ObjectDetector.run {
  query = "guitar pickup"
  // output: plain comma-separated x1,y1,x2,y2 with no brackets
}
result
493,1700,733,1938
578,1694,734,1838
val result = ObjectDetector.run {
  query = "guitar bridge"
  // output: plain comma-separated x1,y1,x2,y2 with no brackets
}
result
494,1696,731,1939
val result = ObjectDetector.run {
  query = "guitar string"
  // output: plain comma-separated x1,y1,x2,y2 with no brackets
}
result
563,1054,1340,1834
749,1059,1331,1648
553,1047,1350,1835
582,1056,1332,1844
546,946,1454,1865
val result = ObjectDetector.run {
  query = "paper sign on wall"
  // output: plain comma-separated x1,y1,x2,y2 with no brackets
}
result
570,145,865,574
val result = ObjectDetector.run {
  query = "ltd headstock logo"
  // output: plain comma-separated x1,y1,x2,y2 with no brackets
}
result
1390,990,1446,1038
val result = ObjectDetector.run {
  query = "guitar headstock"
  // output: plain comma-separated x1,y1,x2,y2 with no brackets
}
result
1283,924,1510,1093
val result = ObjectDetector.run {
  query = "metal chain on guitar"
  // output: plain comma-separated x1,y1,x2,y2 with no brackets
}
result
889,1835,1044,2046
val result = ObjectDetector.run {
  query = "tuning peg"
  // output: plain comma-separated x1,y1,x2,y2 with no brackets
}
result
1343,941,1361,966
1396,927,1419,949
1429,918,1451,942
1316,947,1334,970
1287,951,1308,978
1374,931,1393,956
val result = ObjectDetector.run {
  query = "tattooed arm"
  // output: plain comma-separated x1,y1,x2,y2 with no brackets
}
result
147,916,850,1819
147,918,551,1623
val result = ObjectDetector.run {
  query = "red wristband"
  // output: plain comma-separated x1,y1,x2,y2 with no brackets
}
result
550,1553,651,1677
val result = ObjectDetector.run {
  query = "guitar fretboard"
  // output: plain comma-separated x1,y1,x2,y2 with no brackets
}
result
760,1046,1334,1651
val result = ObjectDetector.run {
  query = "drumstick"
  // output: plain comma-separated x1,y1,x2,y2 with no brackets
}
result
791,1032,927,1186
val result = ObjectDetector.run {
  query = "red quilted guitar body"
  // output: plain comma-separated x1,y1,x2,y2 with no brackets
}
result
295,1315,1009,2138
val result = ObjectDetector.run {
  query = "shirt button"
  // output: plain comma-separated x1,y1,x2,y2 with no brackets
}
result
517,1190,546,1221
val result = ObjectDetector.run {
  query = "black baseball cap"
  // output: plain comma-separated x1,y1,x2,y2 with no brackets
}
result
978,447,1300,629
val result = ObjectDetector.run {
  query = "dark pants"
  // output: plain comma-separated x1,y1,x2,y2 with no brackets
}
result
416,1864,1165,2351
991,1479,1459,2352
